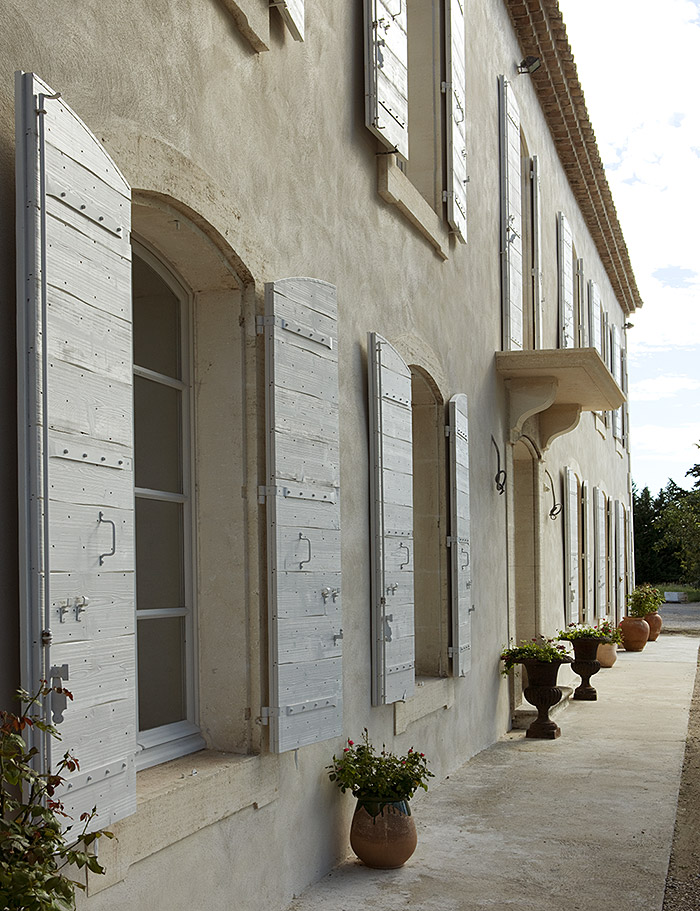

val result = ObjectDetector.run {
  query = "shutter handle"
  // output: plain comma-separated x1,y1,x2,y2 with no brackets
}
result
298,533,312,568
398,542,410,569
460,547,470,571
98,511,116,565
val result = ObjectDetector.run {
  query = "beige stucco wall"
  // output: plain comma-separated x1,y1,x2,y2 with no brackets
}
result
0,0,633,908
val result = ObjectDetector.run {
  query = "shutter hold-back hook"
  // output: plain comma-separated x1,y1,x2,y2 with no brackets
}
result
491,436,507,495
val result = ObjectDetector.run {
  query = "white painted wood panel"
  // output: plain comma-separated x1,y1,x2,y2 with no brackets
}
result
582,481,594,625
531,155,544,349
499,76,523,350
593,487,607,618
588,280,602,355
16,72,136,827
368,333,415,705
264,278,342,753
615,500,626,624
445,0,467,242
364,0,409,159
276,0,304,41
558,212,575,348
448,394,472,675
564,467,580,624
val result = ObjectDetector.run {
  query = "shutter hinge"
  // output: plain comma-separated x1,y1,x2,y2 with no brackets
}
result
41,629,53,646
442,190,450,203
445,425,453,437
441,81,451,94
258,484,287,503
446,536,456,547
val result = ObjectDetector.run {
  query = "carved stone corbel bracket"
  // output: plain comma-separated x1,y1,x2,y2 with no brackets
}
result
506,377,558,444
539,403,582,452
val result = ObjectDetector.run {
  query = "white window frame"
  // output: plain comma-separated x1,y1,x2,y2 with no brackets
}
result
132,240,203,771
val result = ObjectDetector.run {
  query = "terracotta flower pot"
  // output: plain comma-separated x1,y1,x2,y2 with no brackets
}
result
350,799,417,868
645,611,663,641
619,616,650,652
596,642,618,667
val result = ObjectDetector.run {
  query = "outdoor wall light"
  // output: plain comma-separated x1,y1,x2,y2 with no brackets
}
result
543,469,562,520
518,55,541,75
491,436,507,495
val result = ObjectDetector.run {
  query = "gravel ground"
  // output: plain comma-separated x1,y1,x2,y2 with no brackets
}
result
663,616,700,911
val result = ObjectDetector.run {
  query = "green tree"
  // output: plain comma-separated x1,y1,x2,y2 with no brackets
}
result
655,442,700,586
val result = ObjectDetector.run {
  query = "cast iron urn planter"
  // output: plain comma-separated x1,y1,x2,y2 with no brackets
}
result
570,637,603,700
521,657,572,739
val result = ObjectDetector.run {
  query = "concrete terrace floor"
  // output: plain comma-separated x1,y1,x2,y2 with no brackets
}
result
285,634,699,911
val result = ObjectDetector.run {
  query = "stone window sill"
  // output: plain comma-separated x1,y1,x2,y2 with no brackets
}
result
87,751,279,895
394,676,455,734
377,155,450,260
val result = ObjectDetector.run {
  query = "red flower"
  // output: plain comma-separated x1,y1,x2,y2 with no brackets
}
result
347,739,354,746
343,747,349,752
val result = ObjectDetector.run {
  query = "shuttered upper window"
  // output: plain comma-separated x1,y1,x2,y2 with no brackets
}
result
365,0,467,245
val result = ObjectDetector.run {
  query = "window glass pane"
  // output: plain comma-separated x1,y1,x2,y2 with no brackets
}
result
133,255,181,379
134,376,182,493
137,616,186,730
136,499,184,611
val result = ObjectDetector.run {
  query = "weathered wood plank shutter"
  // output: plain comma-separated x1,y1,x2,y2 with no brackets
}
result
558,212,575,348
576,259,586,346
262,278,342,752
445,0,467,243
564,467,579,624
531,155,544,349
16,72,136,827
581,481,594,624
623,348,629,439
275,0,304,41
615,500,626,624
593,487,607,618
588,280,602,355
448,394,472,675
364,0,409,159
368,333,415,705
499,76,523,351
611,325,622,440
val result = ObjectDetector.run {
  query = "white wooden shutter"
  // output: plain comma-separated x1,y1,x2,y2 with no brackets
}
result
621,348,629,449
558,212,575,348
364,0,409,159
606,497,615,615
445,0,467,243
263,278,342,753
275,0,304,41
588,280,602,355
16,72,136,827
448,394,472,675
499,76,523,351
564,468,579,625
615,500,626,624
611,324,622,439
582,481,594,625
368,333,415,705
531,155,544,349
576,259,587,346
593,487,607,618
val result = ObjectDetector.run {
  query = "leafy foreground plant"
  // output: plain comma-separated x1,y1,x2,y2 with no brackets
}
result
557,623,614,642
327,729,433,809
499,638,569,675
627,583,665,617
0,682,112,911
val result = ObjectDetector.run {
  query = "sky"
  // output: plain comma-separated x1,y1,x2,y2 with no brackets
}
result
557,0,700,496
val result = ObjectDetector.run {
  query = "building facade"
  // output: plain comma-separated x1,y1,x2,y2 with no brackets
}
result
0,0,640,908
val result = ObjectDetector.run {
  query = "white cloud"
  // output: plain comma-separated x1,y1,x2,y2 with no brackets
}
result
629,375,700,402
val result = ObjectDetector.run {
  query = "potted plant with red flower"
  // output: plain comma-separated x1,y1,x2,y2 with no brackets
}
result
327,729,433,869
